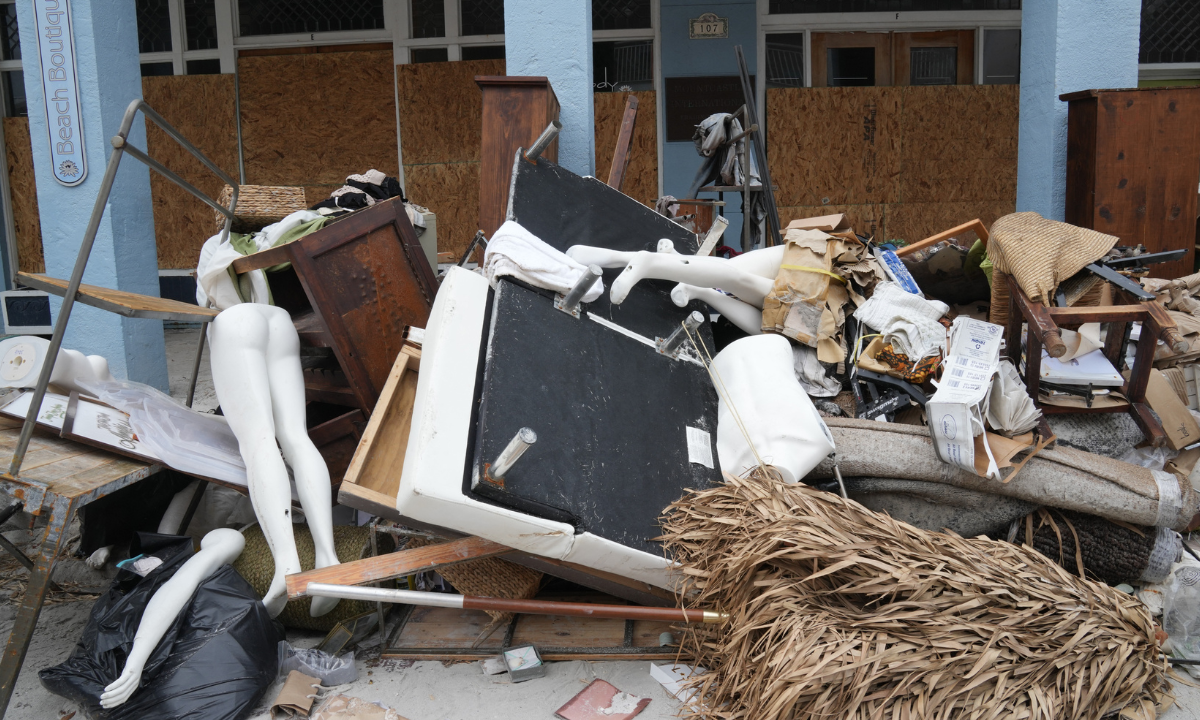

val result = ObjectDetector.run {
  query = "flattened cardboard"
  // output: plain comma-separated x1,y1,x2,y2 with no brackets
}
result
271,670,320,719
786,213,850,233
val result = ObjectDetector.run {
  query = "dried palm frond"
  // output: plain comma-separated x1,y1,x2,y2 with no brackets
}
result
660,471,1170,720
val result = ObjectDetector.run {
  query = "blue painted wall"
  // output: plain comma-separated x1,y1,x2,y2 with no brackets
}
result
17,0,167,389
660,0,757,249
1016,0,1140,220
506,0,596,177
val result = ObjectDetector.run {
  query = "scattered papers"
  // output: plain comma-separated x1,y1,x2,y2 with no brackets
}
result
1039,347,1122,387
927,317,1005,479
987,359,1042,435
649,662,706,704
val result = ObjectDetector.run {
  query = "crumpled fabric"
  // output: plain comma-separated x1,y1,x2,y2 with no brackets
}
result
196,210,325,311
761,228,885,363
853,281,949,359
792,343,841,397
482,221,605,302
987,212,1118,304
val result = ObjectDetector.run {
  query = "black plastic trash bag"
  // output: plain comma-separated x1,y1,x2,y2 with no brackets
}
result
40,533,280,720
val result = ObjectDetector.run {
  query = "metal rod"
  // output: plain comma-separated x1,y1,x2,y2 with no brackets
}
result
659,312,705,356
491,427,536,479
185,324,207,408
120,142,233,218
458,230,487,267
305,583,729,624
560,265,602,312
8,140,128,478
525,120,562,162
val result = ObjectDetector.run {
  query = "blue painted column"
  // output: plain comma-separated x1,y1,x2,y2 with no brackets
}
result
660,0,757,249
1016,0,1141,220
17,0,168,389
505,0,595,177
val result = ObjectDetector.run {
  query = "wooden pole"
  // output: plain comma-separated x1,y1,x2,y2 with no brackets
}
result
305,582,728,624
606,94,639,192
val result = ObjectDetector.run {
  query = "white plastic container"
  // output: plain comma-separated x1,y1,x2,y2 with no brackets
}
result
711,334,835,484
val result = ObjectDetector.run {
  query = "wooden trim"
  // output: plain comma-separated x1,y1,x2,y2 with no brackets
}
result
285,535,512,599
606,94,639,192
475,75,552,87
237,42,394,57
229,244,291,273
307,409,365,447
341,348,414,493
894,218,989,257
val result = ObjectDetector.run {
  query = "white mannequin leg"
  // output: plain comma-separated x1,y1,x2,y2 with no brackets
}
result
262,307,341,617
100,529,245,708
209,304,303,618
672,284,763,336
567,245,784,306
157,479,202,535
50,348,114,393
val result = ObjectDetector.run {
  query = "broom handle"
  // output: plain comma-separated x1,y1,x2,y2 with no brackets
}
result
305,583,728,624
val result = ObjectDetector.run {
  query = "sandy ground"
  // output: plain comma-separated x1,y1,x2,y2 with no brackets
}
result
0,328,1196,719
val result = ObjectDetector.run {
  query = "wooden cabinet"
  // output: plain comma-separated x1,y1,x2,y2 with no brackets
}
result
1063,87,1200,279
476,76,560,239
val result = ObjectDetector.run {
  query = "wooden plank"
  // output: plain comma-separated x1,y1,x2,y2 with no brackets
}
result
285,535,512,599
229,243,291,273
605,94,639,192
894,218,988,257
340,347,418,506
4,117,43,273
17,273,218,322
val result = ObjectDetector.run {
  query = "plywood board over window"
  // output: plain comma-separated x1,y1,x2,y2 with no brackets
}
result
239,45,400,202
594,91,659,209
142,75,239,269
768,84,1019,244
3,117,43,273
397,58,505,260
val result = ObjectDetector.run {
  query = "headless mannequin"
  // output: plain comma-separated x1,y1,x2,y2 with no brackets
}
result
208,303,340,618
566,240,783,335
99,528,245,708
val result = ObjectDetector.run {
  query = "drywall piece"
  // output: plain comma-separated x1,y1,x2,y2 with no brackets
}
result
712,335,835,484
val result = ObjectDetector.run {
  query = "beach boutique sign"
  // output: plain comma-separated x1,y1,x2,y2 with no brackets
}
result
33,0,86,186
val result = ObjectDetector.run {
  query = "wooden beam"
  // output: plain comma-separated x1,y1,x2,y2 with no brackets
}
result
286,535,512,599
606,94,639,192
894,218,989,258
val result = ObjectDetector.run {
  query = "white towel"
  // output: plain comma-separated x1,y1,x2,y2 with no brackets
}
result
853,281,949,359
196,210,323,311
482,221,604,302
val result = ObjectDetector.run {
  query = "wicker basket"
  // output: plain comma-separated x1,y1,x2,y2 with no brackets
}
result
214,184,307,234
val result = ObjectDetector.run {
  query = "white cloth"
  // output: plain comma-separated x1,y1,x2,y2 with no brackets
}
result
196,210,322,311
853,281,949,359
482,221,604,302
